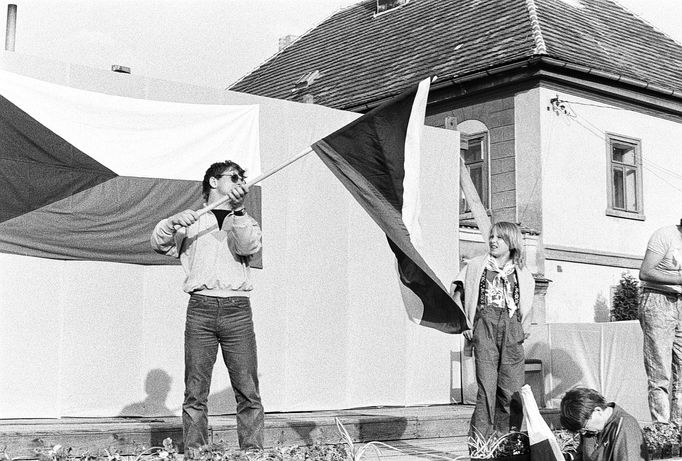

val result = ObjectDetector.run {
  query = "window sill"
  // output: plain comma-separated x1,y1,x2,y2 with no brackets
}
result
605,209,645,221
459,210,492,228
459,209,491,220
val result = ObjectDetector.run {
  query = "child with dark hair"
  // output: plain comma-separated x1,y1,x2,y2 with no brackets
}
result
560,387,649,461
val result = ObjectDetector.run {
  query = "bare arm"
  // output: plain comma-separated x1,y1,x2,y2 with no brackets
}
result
639,248,682,285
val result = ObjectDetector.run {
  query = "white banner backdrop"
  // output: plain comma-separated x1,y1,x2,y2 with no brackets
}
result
545,321,649,421
0,61,461,418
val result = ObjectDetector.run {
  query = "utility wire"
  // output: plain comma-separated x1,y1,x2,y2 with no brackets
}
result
515,96,682,224
566,102,682,183
560,100,627,111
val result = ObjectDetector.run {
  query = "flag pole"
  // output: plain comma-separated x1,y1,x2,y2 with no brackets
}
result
196,146,314,216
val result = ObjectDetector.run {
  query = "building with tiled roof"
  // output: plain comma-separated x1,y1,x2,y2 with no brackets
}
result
231,0,682,111
233,0,682,338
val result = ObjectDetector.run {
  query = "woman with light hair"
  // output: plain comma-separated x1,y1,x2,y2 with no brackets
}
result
452,221,535,439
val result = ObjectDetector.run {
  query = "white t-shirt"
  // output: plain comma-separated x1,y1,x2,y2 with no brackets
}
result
642,225,682,294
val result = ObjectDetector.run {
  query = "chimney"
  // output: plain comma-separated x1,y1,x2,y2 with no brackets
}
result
278,34,298,51
299,94,315,104
5,4,17,52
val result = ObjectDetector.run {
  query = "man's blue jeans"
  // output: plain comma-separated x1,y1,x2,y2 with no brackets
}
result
640,290,682,424
183,294,264,452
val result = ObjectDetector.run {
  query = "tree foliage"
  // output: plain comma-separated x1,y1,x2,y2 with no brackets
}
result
611,272,641,321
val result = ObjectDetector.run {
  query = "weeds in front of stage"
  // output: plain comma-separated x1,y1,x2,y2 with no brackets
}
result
334,417,404,461
8,420,404,461
552,429,579,457
24,437,177,461
1,420,580,461
186,441,350,461
643,422,681,459
130,438,177,461
460,429,529,460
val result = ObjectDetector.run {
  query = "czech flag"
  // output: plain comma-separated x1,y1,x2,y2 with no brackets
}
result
0,70,260,265
312,77,467,333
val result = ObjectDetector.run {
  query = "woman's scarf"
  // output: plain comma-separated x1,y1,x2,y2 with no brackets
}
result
485,255,518,317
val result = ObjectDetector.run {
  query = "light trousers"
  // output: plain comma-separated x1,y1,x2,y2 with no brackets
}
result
640,290,682,424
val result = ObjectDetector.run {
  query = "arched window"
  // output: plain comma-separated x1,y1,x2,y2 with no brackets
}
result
457,120,489,214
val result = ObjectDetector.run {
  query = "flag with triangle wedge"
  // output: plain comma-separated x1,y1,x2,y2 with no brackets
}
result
0,70,260,265
312,77,467,334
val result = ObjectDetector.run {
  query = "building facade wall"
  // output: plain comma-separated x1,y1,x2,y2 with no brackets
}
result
514,86,543,234
426,94,517,224
428,81,682,324
536,85,682,322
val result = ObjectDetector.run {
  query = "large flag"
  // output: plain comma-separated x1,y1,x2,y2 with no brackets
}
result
312,78,467,333
0,70,260,265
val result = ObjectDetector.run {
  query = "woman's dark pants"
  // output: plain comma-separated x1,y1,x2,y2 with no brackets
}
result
470,304,525,439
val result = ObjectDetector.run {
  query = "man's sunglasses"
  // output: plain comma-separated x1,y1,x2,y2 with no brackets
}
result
217,173,244,184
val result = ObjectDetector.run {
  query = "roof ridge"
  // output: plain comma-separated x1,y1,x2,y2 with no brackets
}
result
609,0,682,48
525,0,547,55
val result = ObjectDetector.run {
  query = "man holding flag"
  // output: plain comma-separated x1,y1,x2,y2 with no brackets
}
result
148,76,465,454
151,160,264,454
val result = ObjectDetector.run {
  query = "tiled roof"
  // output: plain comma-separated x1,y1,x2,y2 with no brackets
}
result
230,0,682,109
537,0,682,93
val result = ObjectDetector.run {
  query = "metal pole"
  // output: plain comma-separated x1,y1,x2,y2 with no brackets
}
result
5,4,17,52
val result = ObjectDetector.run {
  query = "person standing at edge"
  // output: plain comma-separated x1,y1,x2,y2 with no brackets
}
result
151,160,264,455
452,221,535,439
639,221,682,424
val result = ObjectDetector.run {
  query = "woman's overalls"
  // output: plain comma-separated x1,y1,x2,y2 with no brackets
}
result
469,267,525,438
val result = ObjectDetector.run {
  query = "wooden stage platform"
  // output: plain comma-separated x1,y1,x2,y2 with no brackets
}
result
1,405,561,459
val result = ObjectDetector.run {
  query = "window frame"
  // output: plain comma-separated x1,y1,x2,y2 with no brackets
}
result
459,131,490,218
605,133,645,221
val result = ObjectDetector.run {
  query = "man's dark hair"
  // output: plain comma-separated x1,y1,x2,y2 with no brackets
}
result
560,387,608,431
202,160,246,201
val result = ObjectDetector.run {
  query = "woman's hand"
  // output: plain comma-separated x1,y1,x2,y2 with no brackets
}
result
463,330,473,341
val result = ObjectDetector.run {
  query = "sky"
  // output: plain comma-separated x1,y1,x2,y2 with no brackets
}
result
2,0,681,89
